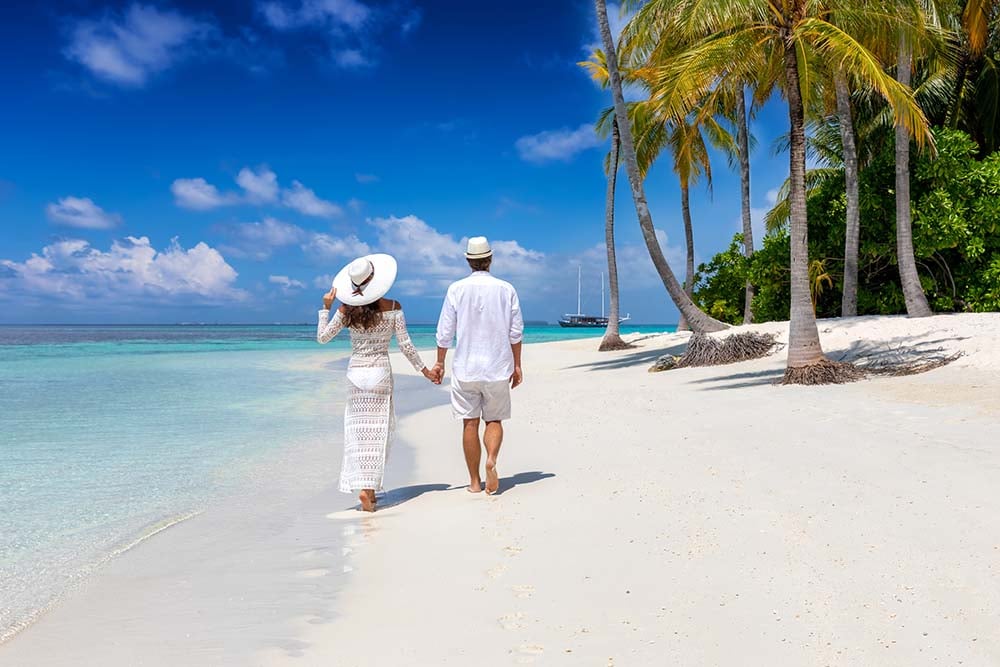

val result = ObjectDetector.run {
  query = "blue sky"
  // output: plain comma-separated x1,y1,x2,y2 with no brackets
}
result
0,0,792,324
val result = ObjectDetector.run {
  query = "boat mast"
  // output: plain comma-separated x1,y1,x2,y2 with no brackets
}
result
577,265,582,316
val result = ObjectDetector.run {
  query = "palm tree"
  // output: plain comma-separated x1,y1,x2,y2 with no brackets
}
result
579,50,636,351
593,0,728,334
735,86,756,324
599,117,631,351
835,72,862,317
948,0,995,128
667,117,716,330
896,35,934,317
629,0,931,381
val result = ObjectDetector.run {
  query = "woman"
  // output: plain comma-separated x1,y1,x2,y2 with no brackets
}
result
317,253,437,512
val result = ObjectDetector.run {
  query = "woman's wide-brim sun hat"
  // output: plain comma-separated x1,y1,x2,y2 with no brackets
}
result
332,253,398,306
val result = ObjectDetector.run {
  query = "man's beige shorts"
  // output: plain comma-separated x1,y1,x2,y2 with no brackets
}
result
450,378,511,422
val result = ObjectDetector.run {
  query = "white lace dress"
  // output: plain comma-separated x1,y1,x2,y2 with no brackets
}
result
317,307,426,493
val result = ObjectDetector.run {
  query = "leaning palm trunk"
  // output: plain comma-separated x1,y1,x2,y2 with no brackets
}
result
676,183,695,331
782,40,832,380
736,88,754,324
835,72,861,317
895,38,933,317
594,0,727,334
600,119,630,351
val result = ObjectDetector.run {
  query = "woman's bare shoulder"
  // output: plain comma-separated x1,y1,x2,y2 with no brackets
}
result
377,298,401,312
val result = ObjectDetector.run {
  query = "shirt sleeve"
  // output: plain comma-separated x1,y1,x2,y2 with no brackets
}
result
393,309,427,372
509,288,524,344
435,288,457,349
317,309,345,344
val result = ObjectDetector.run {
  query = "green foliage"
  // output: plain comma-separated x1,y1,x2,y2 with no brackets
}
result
694,128,1000,319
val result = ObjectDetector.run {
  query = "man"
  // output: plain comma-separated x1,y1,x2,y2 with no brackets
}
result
434,236,524,495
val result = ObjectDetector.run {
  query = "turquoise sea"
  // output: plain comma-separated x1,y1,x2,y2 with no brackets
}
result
0,323,672,641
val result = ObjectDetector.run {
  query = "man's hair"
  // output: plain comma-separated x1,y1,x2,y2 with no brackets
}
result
467,256,492,272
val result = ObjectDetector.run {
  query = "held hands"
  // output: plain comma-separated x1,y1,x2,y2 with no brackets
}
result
422,365,443,385
322,287,337,310
510,366,523,389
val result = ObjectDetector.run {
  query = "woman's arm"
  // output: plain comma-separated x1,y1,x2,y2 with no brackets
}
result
392,306,430,374
317,287,345,344
317,308,345,344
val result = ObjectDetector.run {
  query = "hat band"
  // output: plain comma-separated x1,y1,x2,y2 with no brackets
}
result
351,262,375,297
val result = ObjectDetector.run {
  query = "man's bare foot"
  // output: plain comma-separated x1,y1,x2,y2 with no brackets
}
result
468,478,483,493
359,490,376,512
485,459,499,495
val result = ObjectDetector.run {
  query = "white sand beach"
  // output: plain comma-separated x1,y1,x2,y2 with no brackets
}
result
5,313,1000,666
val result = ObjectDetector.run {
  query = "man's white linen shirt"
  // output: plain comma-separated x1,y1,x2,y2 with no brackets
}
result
435,271,524,383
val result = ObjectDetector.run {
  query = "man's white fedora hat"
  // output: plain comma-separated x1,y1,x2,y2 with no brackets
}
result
332,253,398,306
465,236,493,259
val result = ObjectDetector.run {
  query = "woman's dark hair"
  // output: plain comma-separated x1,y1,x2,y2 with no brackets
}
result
468,256,492,272
342,301,384,329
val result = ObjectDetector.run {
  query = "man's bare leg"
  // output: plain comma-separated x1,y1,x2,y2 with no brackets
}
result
484,420,503,495
463,418,483,492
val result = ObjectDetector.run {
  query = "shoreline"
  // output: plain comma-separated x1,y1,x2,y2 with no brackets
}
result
4,313,999,665
0,366,442,664
266,313,1000,666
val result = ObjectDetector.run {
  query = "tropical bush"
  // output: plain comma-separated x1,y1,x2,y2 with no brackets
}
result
694,128,1000,322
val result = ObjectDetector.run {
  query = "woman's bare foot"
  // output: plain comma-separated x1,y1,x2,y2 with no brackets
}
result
485,459,499,495
359,489,376,512
468,477,483,493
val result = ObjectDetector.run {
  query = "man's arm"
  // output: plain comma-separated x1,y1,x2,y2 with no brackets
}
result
509,288,524,388
434,288,457,382
510,341,523,389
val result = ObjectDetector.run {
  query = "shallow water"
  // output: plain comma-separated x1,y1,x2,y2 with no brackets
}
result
0,323,672,641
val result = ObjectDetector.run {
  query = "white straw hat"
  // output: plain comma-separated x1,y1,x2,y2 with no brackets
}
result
465,236,493,259
332,253,398,306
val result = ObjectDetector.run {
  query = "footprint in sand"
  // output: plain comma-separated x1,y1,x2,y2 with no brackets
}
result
497,612,525,630
298,568,331,578
512,644,545,664
503,546,523,556
487,564,508,579
511,584,534,598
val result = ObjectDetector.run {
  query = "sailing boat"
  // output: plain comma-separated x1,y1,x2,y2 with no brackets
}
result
558,267,631,328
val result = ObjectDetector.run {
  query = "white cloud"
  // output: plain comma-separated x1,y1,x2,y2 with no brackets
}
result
259,0,371,31
269,274,305,291
236,166,279,203
303,232,371,259
766,188,780,205
515,124,604,164
172,169,344,217
313,273,335,289
64,4,215,87
256,0,416,69
577,228,688,292
45,196,121,230
281,180,343,218
355,172,379,184
365,215,548,296
0,236,245,304
171,177,237,210
219,217,307,260
334,48,370,68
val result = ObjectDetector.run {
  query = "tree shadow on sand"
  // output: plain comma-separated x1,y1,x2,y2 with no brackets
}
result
687,332,968,391
567,341,689,372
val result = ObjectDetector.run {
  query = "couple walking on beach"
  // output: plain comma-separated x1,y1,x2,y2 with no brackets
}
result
317,237,525,511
